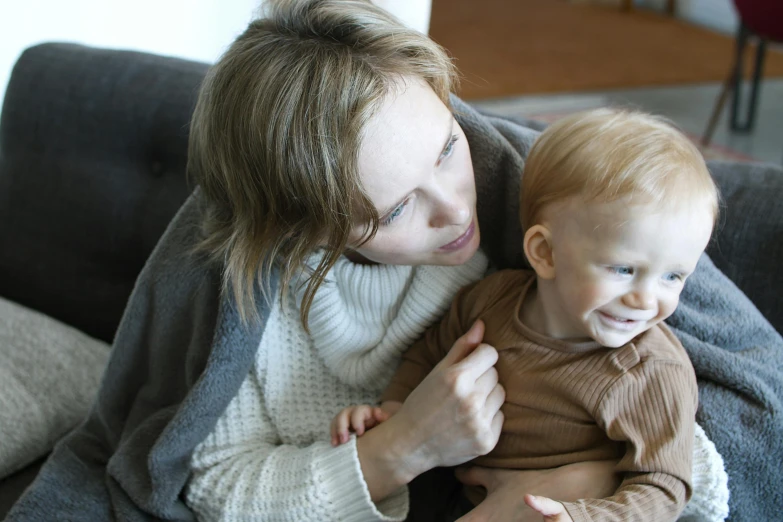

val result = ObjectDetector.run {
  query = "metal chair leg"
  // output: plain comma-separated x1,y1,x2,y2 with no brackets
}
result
702,22,745,147
730,35,767,132
702,73,735,148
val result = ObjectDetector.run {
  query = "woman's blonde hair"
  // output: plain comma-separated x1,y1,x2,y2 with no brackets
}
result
188,0,457,327
520,108,720,231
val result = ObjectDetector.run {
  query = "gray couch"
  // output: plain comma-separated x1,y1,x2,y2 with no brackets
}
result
0,43,207,518
0,42,781,520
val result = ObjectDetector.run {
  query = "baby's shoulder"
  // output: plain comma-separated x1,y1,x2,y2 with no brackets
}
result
460,268,533,306
472,268,533,293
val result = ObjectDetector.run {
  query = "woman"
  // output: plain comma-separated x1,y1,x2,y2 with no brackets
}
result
8,0,777,521
183,2,625,519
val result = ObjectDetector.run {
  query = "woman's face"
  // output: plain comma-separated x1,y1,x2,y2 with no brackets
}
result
349,78,479,266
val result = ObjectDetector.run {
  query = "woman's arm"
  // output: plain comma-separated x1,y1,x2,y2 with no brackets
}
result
187,320,505,521
185,372,409,522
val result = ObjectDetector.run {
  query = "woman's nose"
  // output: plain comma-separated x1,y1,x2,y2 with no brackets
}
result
429,197,471,228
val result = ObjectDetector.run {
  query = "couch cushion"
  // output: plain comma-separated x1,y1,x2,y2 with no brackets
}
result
706,160,783,333
0,296,109,479
0,43,208,342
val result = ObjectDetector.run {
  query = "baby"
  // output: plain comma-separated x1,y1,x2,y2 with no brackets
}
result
331,108,719,521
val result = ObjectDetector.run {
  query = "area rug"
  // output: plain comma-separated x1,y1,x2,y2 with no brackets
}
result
525,109,755,162
429,0,783,100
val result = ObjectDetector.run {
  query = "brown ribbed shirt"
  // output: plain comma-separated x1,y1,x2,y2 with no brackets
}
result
381,270,697,522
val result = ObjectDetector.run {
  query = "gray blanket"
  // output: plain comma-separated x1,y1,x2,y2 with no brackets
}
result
7,97,782,521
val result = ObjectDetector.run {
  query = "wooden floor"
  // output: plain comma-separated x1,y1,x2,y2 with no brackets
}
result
429,0,783,100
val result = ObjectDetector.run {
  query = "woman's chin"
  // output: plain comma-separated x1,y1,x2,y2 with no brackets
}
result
438,236,481,266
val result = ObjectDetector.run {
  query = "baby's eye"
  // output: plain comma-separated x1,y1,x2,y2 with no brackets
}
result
663,272,684,283
608,266,634,276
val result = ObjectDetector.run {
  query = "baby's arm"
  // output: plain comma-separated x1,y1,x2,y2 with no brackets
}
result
331,401,402,446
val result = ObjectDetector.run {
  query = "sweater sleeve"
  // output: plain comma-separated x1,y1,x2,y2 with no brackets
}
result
561,359,698,522
184,364,408,522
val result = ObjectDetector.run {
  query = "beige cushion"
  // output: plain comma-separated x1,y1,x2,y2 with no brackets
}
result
0,297,109,478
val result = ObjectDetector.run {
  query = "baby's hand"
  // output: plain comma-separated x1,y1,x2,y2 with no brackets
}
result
330,404,391,446
524,494,574,522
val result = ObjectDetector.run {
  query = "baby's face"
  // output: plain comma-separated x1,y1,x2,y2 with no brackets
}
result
541,197,714,347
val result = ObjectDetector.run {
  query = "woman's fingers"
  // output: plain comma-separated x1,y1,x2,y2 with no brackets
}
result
484,378,506,414
441,320,485,366
454,342,499,382
490,408,504,442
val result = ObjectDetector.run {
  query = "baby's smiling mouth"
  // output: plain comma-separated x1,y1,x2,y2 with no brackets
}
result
598,311,646,331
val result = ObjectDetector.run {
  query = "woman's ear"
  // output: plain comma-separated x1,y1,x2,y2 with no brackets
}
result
523,224,556,279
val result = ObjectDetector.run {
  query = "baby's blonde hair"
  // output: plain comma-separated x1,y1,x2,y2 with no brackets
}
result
520,108,719,231
188,0,457,327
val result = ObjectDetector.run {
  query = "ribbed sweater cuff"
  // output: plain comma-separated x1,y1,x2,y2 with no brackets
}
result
316,438,409,522
562,501,590,522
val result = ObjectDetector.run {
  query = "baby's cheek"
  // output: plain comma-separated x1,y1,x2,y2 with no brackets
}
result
658,294,681,320
570,284,610,316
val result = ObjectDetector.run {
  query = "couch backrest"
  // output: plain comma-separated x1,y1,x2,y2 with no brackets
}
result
0,43,209,342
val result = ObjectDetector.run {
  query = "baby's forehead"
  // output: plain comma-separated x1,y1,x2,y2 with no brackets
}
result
553,197,712,243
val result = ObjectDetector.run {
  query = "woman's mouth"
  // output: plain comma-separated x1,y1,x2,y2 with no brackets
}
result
439,220,476,252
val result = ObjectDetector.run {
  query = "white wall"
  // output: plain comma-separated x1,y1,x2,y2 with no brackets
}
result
636,0,739,33
0,0,432,112
0,0,739,111
0,0,261,110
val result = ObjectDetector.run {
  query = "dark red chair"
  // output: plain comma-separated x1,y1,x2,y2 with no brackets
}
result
702,0,783,146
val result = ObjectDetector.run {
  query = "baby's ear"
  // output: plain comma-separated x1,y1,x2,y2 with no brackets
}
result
523,225,555,279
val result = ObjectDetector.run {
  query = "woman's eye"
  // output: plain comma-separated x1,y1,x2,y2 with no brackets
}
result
381,201,406,226
439,134,459,162
609,266,633,276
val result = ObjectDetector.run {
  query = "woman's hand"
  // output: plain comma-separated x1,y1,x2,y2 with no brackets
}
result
356,320,505,501
391,320,506,474
454,461,620,522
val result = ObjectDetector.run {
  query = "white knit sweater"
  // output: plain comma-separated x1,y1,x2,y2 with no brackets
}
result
184,250,729,522
184,251,489,521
